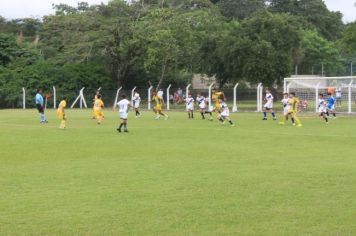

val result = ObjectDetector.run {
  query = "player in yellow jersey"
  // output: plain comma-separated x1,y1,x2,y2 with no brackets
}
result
152,91,168,120
287,92,302,127
92,90,100,119
57,97,67,129
93,94,104,124
212,90,225,113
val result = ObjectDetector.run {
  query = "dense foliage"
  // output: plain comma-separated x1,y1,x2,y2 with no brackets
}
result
0,0,355,107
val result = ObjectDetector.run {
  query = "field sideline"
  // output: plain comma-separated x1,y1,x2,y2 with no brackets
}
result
0,109,355,235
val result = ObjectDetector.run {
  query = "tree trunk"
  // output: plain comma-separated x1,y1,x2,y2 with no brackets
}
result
156,58,168,91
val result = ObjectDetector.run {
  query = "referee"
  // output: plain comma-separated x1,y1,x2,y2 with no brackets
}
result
35,89,47,123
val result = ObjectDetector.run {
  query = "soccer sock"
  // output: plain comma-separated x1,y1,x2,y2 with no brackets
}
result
333,112,336,117
229,120,233,125
60,120,66,128
325,117,328,122
200,112,205,119
326,111,329,117
188,112,191,118
118,123,123,130
191,112,194,118
294,116,301,125
263,112,267,118
291,117,295,124
124,123,127,130
272,112,276,118
219,117,224,123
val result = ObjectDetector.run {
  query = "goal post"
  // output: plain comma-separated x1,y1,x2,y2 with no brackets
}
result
284,76,356,114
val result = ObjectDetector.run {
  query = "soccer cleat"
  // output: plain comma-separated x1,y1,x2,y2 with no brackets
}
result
230,124,235,127
117,128,121,133
273,117,277,120
164,116,169,120
124,129,128,133
297,124,303,127
155,116,160,120
292,123,296,126
262,118,267,120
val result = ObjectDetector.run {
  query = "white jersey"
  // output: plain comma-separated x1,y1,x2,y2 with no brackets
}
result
197,96,206,109
133,95,141,108
336,88,342,98
157,90,164,98
117,99,130,119
264,92,274,109
221,102,230,117
185,97,194,110
318,98,327,113
281,98,290,115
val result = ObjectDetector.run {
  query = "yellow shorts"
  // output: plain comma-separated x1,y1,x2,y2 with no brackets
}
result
57,112,65,119
94,110,103,118
155,105,162,111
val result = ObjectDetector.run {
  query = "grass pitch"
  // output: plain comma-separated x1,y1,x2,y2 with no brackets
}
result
0,109,355,235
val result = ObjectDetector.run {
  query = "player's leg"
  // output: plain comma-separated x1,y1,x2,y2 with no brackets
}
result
159,110,169,120
226,116,234,126
322,112,328,123
200,108,205,119
191,109,194,119
270,109,277,120
262,107,268,120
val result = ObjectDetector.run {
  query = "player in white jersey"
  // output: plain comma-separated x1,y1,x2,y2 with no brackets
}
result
116,94,131,132
318,93,328,124
196,93,213,120
218,98,235,126
185,94,195,119
262,89,277,120
133,92,141,118
279,93,295,125
157,89,164,98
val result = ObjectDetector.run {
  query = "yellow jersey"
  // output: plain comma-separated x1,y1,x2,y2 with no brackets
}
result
288,97,300,113
94,99,104,111
57,100,66,113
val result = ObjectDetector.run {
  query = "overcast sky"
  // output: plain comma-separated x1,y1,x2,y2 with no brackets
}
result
0,0,355,22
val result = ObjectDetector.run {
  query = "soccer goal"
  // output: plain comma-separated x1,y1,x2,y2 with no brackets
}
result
284,76,356,113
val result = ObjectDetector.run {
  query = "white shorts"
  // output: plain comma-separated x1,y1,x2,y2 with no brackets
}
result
264,102,273,109
199,103,206,109
318,107,326,113
283,107,290,116
120,112,128,119
134,102,140,109
186,105,194,111
221,111,229,117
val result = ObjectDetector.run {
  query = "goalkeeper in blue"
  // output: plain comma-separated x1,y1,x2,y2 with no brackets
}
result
326,93,336,119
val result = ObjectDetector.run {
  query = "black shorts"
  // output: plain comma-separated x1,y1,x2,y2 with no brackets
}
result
36,104,44,113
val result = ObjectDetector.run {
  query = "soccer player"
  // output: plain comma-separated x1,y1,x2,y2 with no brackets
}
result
57,96,67,129
279,93,292,125
218,98,235,126
35,89,47,124
92,90,100,119
133,92,141,118
262,89,277,120
117,94,131,133
93,94,104,124
196,94,213,120
326,93,336,119
288,92,302,127
318,94,329,124
335,87,342,107
152,91,169,120
185,93,195,119
212,89,225,114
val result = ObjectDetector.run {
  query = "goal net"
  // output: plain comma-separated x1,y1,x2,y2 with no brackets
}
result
284,76,356,113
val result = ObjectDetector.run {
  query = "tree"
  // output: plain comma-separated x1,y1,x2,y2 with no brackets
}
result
217,0,266,20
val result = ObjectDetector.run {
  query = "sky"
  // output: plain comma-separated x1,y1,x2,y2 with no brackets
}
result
0,0,355,22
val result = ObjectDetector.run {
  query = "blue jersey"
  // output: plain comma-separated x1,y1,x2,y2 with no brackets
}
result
328,96,335,109
35,93,44,105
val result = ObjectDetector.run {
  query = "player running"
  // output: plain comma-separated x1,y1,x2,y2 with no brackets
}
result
92,90,100,119
326,93,336,119
152,91,168,120
279,93,293,125
288,92,302,127
117,94,131,133
318,94,329,124
196,94,213,120
35,89,47,124
218,98,235,126
185,94,195,119
57,96,67,129
212,89,225,114
133,92,141,118
262,89,277,120
93,94,104,124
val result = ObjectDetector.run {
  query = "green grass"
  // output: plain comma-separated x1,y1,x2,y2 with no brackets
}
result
0,109,355,235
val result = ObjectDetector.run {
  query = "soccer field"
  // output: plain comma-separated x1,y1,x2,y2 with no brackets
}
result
0,109,355,235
